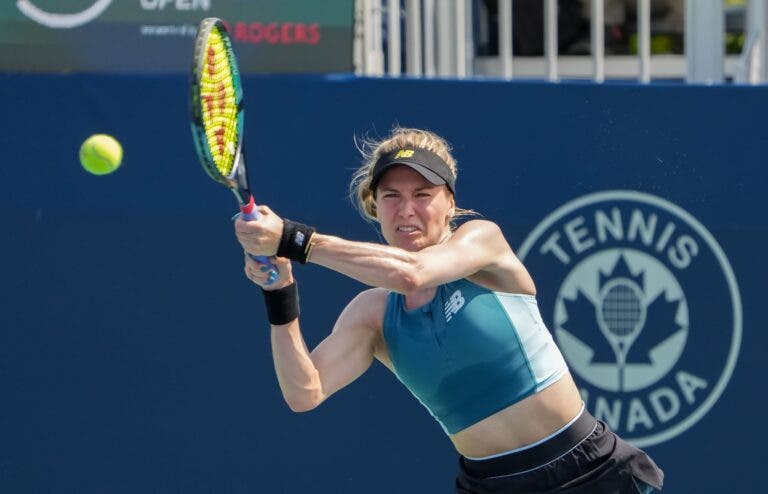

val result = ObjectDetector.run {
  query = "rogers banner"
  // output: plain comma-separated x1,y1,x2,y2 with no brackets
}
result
0,1,354,73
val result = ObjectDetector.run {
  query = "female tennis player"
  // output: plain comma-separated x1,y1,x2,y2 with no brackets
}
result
234,127,664,493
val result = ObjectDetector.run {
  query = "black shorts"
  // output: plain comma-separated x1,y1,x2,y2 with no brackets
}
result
455,410,664,493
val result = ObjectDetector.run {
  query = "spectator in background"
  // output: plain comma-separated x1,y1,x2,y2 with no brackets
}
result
475,0,588,56
595,0,685,54
475,0,687,57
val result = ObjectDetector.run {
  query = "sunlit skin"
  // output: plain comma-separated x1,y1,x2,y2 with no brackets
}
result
375,165,455,252
234,160,584,458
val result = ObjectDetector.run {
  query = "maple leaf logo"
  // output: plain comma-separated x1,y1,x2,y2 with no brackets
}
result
561,254,683,390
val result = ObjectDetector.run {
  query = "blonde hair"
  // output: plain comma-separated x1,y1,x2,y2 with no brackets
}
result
349,127,477,223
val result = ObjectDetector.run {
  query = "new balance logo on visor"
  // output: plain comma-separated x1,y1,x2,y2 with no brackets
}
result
394,149,415,159
444,290,465,322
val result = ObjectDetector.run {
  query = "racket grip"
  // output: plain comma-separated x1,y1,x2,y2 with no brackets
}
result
240,196,279,285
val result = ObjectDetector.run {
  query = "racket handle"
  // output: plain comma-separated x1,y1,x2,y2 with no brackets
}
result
240,196,279,285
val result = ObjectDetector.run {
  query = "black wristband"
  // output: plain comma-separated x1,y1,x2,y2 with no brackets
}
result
276,219,316,264
261,282,299,325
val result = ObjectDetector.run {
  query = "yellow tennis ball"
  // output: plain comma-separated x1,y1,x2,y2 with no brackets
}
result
79,134,123,175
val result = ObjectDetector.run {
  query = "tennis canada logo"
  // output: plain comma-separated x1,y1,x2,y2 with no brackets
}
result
17,0,113,28
518,190,741,447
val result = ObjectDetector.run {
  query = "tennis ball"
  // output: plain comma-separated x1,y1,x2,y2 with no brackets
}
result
79,134,123,175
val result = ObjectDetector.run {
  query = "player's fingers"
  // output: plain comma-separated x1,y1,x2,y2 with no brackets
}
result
268,255,290,268
244,262,272,286
244,256,257,278
234,217,256,233
245,253,272,271
234,221,265,253
245,252,265,265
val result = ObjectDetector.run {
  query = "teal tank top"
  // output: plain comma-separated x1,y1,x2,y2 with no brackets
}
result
383,278,568,434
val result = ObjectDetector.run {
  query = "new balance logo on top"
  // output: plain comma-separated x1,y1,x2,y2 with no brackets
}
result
444,290,465,322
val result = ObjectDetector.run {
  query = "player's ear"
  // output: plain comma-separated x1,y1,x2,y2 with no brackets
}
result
445,205,455,226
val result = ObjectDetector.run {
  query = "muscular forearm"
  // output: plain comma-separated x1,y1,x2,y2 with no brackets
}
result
270,321,323,412
308,233,419,292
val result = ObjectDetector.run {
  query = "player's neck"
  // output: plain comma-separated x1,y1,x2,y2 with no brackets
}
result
404,286,437,310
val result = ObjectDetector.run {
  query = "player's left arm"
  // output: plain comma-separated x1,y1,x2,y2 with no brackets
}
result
309,220,523,292
235,211,528,293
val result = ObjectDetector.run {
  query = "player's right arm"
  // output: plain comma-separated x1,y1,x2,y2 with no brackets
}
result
247,255,386,412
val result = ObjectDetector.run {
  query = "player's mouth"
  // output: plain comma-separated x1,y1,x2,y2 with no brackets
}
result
396,225,422,235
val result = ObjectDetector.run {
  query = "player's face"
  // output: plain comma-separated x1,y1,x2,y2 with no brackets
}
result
375,165,454,251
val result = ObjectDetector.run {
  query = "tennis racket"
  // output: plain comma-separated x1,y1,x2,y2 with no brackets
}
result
190,17,278,284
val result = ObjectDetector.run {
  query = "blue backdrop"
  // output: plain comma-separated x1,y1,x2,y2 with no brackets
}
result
1,73,765,493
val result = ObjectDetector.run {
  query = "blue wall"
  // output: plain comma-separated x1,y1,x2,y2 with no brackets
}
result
1,73,766,493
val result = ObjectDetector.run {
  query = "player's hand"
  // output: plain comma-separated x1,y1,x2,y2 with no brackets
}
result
244,254,293,290
234,205,283,256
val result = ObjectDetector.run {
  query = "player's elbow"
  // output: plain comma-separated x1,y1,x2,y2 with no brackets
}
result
385,253,429,292
391,263,428,292
283,391,324,413
396,273,421,292
286,399,318,413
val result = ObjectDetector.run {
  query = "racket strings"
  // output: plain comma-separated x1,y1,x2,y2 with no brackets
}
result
199,27,240,177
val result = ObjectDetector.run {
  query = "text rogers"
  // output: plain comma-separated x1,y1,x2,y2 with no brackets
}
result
227,21,321,45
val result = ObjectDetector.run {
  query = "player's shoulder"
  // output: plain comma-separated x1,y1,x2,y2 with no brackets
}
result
454,218,505,240
331,289,387,338
349,287,389,308
341,288,389,325
456,218,501,231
